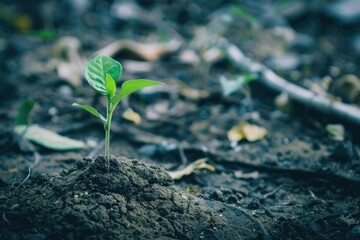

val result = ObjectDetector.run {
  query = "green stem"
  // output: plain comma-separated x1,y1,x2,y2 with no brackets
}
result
105,97,113,170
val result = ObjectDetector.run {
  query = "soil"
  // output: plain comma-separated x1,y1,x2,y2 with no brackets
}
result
1,0,360,239
1,156,267,240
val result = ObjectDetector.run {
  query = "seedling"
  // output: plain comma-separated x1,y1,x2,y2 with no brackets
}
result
73,54,163,169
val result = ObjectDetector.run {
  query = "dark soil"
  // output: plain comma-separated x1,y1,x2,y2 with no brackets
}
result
0,156,267,240
1,0,360,239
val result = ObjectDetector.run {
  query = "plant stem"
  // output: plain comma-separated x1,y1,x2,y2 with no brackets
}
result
105,97,113,170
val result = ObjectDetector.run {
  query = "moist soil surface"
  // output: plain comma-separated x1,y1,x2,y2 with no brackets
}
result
1,0,360,239
0,156,267,240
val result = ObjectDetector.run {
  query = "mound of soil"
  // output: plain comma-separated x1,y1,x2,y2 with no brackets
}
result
0,156,267,239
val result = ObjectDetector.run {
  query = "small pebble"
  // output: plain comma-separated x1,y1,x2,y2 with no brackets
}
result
57,85,73,97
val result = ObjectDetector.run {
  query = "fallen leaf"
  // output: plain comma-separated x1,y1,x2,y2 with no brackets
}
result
179,87,210,101
53,36,86,87
8,168,18,173
111,1,144,20
275,92,293,113
234,170,259,179
202,47,224,64
339,214,360,225
179,49,200,65
95,39,182,62
167,158,215,180
122,108,141,125
56,62,83,87
227,122,267,142
330,74,360,105
145,101,170,120
15,125,87,151
122,60,154,73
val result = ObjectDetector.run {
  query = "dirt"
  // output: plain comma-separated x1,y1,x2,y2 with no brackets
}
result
1,0,360,239
0,155,267,239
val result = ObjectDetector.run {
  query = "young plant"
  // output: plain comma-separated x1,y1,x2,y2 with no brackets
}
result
73,54,163,169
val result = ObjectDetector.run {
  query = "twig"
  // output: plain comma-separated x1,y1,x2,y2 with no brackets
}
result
223,41,360,125
263,185,282,199
309,190,327,204
13,167,31,190
178,144,188,168
177,146,360,189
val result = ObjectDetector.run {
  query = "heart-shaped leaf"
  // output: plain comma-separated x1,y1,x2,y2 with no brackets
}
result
85,55,122,95
111,79,164,110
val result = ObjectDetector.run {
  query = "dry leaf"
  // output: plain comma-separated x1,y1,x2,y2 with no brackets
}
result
56,62,83,87
167,158,215,180
339,215,360,225
145,101,170,120
234,171,259,179
179,49,200,65
111,1,144,20
122,60,154,73
179,87,210,101
53,36,86,87
202,47,224,64
275,92,293,113
95,39,181,62
227,122,267,142
122,108,141,125
330,74,360,105
8,168,18,173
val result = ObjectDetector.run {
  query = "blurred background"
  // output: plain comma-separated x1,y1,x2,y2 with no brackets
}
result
1,1,360,238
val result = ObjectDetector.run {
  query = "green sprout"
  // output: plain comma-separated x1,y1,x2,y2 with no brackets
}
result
73,54,163,169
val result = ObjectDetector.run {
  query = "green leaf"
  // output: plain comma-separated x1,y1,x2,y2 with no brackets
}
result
15,100,35,126
72,103,106,122
30,30,56,40
105,73,116,98
84,55,122,95
15,125,87,151
111,79,164,109
220,73,256,97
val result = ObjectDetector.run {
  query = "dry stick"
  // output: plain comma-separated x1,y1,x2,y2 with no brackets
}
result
224,42,360,126
180,146,360,188
14,167,31,191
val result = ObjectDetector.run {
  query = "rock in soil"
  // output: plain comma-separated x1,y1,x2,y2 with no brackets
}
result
0,156,267,239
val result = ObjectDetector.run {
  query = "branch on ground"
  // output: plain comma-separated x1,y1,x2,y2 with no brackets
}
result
223,41,360,126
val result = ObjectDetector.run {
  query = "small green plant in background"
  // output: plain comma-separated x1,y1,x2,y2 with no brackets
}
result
73,54,163,169
220,73,256,97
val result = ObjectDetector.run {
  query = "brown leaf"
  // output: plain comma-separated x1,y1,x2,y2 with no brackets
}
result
122,108,141,125
53,37,86,86
227,122,267,143
95,39,181,62
234,171,259,179
167,158,215,180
